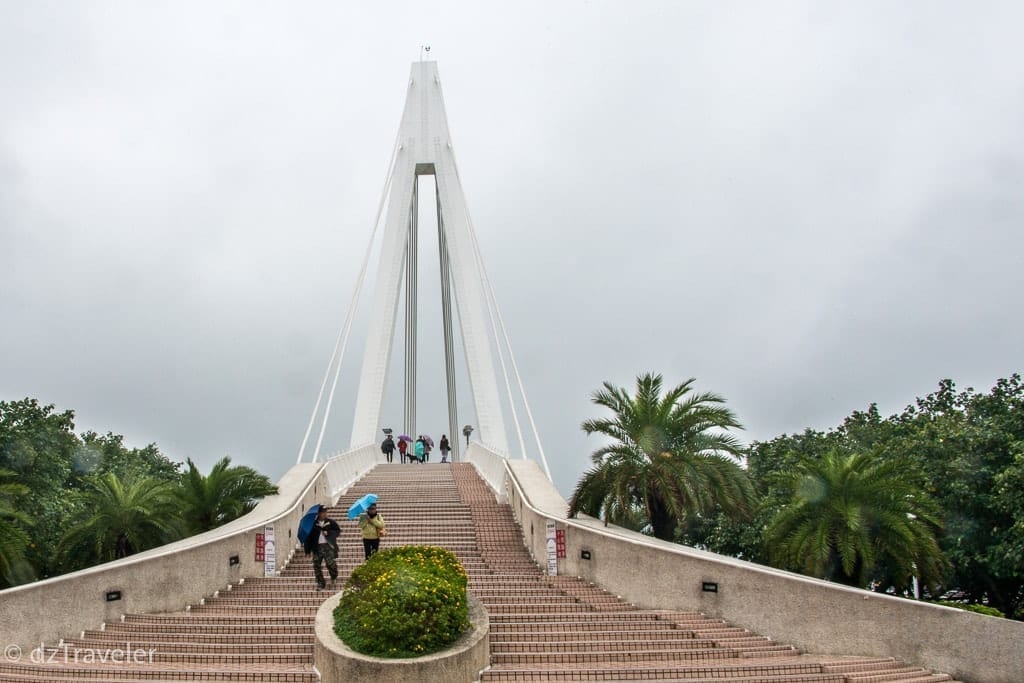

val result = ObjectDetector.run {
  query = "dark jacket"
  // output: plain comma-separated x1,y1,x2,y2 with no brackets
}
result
303,517,341,554
381,436,395,454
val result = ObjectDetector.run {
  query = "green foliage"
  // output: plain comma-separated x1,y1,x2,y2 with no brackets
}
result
568,373,753,541
0,398,77,505
176,456,278,534
0,469,33,587
76,431,181,485
764,450,948,591
905,375,1024,619
58,472,184,569
691,374,1024,620
335,546,470,657
0,396,281,581
931,600,1005,618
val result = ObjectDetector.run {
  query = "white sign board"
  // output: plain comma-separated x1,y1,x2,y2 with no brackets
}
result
545,520,557,576
264,524,276,577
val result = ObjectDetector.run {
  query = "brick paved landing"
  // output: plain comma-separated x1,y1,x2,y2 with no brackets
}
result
0,463,963,682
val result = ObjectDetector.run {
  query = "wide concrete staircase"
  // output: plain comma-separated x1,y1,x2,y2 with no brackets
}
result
0,463,962,682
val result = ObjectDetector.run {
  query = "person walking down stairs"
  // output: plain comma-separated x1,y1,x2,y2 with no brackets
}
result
439,434,450,462
303,507,340,591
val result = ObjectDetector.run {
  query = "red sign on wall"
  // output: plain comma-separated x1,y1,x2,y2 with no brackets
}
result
555,529,566,559
255,532,265,562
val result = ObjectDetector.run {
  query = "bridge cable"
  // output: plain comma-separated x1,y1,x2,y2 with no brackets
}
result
450,151,553,480
296,127,401,464
446,146,527,461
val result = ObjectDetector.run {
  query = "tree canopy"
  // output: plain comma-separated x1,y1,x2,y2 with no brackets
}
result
177,456,278,534
568,373,753,541
0,397,279,587
764,450,947,591
689,374,1024,619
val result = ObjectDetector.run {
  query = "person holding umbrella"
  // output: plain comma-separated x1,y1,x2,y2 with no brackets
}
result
357,502,386,559
397,436,409,463
302,506,340,591
380,433,395,463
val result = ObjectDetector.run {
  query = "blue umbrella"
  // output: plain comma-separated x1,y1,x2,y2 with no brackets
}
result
347,493,378,520
297,504,323,544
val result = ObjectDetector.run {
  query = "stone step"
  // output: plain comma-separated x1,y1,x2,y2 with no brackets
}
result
80,631,312,646
490,645,797,665
488,628,697,641
0,661,316,682
34,646,313,666
60,638,314,656
479,661,844,682
492,637,720,653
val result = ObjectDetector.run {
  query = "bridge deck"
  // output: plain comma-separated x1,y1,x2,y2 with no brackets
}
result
0,463,961,682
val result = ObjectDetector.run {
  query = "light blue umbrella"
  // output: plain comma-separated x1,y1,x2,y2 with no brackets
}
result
347,493,378,520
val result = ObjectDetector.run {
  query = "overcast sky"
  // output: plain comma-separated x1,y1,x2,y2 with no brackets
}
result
2,2,1023,498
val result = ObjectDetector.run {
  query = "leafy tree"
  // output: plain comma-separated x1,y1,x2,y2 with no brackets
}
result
765,450,948,591
0,469,33,587
58,472,183,569
0,398,77,501
632,374,1023,619
1,399,81,580
176,456,278,534
568,373,753,541
899,375,1024,617
686,428,844,561
76,431,180,484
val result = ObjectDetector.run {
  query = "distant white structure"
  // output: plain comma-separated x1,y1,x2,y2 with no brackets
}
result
297,61,550,478
350,60,508,455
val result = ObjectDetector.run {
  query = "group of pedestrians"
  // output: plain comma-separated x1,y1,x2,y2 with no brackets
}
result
303,431,455,590
380,433,451,463
301,428,456,590
302,501,387,590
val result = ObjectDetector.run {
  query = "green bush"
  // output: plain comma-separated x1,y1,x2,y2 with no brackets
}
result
931,600,1005,618
334,545,470,657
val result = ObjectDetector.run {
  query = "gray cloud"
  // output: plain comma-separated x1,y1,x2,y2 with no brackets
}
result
2,2,1023,498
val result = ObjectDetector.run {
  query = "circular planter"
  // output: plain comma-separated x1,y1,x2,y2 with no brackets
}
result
314,591,489,683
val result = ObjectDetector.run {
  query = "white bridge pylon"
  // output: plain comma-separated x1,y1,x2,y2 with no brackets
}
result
297,61,551,480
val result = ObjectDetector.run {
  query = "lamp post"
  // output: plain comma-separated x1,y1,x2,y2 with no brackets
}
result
462,424,474,449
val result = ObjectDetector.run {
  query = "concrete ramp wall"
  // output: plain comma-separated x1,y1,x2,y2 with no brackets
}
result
487,453,1024,683
0,445,377,651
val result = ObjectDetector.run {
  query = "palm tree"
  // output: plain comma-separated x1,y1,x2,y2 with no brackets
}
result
765,450,948,591
58,472,182,568
176,456,278,534
568,373,754,541
0,469,32,586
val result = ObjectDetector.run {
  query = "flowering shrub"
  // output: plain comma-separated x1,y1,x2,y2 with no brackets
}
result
334,545,470,657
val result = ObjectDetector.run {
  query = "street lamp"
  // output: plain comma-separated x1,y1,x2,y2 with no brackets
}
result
462,424,474,448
